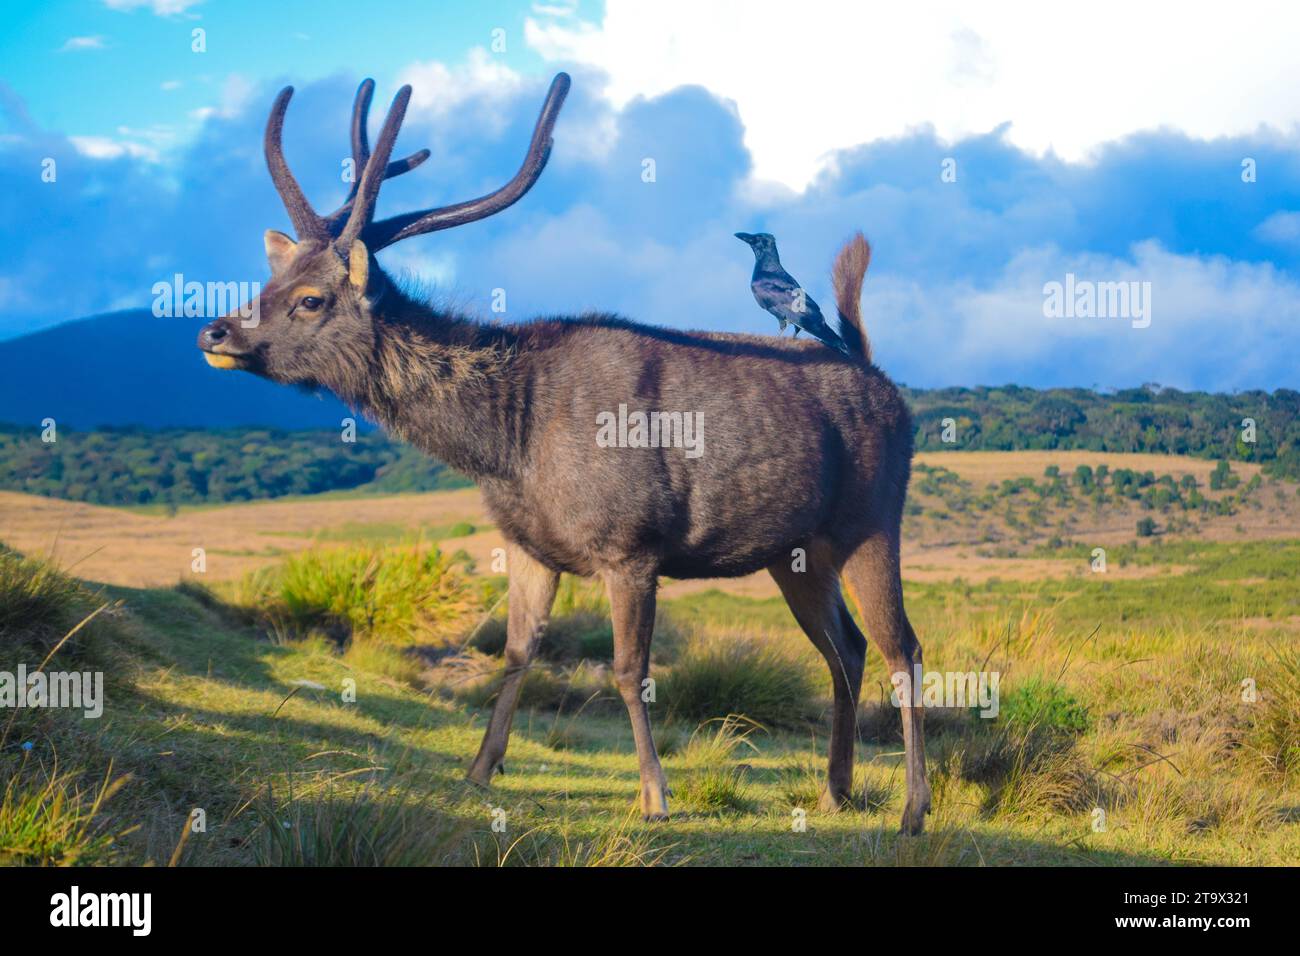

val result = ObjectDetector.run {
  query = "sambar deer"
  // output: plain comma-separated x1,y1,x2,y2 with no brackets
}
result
197,72,931,833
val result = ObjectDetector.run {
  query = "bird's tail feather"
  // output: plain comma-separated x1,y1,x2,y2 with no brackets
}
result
831,232,872,363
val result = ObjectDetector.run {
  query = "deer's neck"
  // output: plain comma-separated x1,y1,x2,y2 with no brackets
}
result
338,293,525,482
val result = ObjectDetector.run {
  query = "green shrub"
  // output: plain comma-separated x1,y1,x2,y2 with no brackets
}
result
1001,677,1092,734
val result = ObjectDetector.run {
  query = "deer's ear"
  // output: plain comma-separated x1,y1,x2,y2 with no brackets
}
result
348,240,370,291
264,230,299,274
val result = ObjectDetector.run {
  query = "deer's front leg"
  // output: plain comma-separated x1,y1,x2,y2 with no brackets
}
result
467,545,559,785
603,567,669,820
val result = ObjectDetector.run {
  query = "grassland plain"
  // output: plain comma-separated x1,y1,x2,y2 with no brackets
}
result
1,451,1298,866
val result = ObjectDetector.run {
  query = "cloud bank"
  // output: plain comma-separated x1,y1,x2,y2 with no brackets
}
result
1,56,1298,391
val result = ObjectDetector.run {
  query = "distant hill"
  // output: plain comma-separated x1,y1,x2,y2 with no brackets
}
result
0,310,357,430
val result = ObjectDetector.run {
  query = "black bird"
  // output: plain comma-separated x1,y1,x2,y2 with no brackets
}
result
736,232,850,355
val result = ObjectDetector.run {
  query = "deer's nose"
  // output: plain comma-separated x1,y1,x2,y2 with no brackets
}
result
199,320,230,349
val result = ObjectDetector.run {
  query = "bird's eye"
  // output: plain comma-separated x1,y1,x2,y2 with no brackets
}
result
299,295,324,310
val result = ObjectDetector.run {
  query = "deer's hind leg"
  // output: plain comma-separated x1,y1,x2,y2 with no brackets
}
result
467,544,559,785
842,532,931,835
603,565,670,820
769,542,866,812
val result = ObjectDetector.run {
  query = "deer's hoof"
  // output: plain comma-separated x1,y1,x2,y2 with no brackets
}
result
639,779,670,821
899,793,931,836
817,786,851,813
466,759,501,788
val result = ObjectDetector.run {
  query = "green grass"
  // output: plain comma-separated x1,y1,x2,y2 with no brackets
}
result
219,544,488,645
2,537,1298,866
0,760,132,866
659,628,822,727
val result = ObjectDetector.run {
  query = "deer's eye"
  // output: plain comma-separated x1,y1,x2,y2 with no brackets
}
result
299,295,324,310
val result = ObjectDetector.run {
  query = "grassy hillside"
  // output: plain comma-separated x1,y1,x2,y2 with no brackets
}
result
3,531,1297,866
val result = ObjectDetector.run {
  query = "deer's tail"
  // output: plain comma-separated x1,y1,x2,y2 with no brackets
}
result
831,232,872,364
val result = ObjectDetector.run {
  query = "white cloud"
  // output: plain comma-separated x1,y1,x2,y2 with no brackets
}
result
1255,211,1300,244
396,47,525,130
68,135,159,162
59,36,107,52
865,242,1300,390
189,74,256,122
526,0,1300,191
103,0,203,15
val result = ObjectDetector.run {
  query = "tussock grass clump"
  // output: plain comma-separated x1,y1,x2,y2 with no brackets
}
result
982,742,1099,818
1246,643,1300,778
778,759,824,809
254,782,674,867
857,695,978,744
942,716,1101,820
0,545,90,648
778,759,897,814
660,628,821,727
252,782,470,866
234,545,481,645
341,641,423,688
0,761,132,866
674,716,761,813
495,813,676,867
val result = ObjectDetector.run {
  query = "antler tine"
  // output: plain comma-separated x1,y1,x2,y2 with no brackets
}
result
264,86,326,240
336,84,413,251
350,78,375,175
321,79,431,230
363,72,571,251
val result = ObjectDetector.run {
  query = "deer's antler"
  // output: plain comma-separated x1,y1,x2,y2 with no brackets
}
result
262,73,570,254
360,72,571,250
321,79,431,233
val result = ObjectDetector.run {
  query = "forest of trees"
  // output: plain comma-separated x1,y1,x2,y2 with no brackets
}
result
905,385,1300,479
1,385,1296,507
0,425,470,507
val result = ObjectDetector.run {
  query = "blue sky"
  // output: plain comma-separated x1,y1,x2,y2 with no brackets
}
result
3,0,1300,391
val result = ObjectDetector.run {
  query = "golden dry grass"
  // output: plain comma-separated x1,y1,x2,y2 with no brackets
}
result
3,451,1298,604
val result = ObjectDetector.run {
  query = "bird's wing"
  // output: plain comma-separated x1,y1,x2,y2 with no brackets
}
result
752,273,825,326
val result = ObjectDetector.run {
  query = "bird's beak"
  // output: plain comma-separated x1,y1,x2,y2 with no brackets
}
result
735,232,754,244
